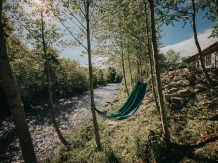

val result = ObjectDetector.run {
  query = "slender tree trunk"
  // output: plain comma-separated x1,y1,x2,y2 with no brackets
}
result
139,44,143,74
127,53,133,86
216,0,218,16
120,41,129,96
144,1,160,114
85,3,102,151
191,0,213,87
41,12,69,146
137,60,140,74
0,1,37,162
148,0,170,143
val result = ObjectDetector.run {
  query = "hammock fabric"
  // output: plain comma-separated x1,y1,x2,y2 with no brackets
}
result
95,81,147,120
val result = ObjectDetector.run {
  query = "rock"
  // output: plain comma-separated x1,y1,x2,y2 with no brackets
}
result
193,79,203,84
169,82,179,87
178,88,190,94
177,80,190,86
168,87,180,94
171,97,188,103
170,102,183,110
165,93,193,101
195,84,208,89
165,85,173,90
107,121,117,127
187,74,196,83
193,88,205,93
194,70,202,74
59,98,65,102
165,94,173,101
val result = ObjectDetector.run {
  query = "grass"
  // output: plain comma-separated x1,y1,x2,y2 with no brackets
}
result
42,79,218,163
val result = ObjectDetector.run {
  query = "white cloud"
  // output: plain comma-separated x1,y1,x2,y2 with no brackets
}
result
160,28,218,57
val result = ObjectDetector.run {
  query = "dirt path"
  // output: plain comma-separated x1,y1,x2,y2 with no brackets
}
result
0,83,119,163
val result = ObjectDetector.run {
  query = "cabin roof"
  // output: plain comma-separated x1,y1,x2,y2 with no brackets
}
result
183,41,218,64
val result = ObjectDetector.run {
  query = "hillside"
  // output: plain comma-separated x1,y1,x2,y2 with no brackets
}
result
44,68,218,163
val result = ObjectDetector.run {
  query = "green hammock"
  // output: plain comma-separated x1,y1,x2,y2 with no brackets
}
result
95,81,147,120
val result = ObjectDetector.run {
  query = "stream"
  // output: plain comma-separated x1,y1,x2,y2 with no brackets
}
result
0,83,119,163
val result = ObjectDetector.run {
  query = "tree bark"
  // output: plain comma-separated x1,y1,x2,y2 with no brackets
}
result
148,0,170,143
41,12,69,146
144,0,160,114
85,2,102,151
216,0,218,16
191,0,213,87
127,52,133,86
0,1,37,162
121,41,129,96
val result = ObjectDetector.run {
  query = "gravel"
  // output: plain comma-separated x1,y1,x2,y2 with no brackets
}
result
0,83,119,163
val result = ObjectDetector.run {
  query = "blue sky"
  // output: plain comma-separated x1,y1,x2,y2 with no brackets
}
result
160,9,217,57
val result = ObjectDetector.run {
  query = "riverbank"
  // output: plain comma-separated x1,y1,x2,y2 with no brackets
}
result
0,83,119,163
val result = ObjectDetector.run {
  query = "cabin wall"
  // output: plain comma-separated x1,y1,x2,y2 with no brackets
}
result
188,50,218,69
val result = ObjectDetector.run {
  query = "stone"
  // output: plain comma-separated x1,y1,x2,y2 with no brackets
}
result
58,98,65,102
168,87,180,94
171,97,187,103
170,82,179,87
107,121,117,126
165,93,193,101
193,79,203,84
193,88,205,93
177,80,190,86
187,75,196,82
178,88,190,94
170,102,183,110
195,84,208,89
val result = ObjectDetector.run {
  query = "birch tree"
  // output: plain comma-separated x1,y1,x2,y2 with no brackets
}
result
0,0,37,162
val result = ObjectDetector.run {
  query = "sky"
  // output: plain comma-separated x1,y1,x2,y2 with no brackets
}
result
160,10,217,58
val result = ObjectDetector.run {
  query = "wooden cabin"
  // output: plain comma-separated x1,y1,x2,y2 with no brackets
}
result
183,41,218,69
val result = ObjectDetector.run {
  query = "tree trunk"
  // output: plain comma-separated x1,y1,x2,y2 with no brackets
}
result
127,53,133,86
41,12,69,146
191,0,213,87
85,2,102,151
121,41,129,96
216,0,218,16
137,59,140,75
148,0,170,143
0,1,37,162
144,1,160,114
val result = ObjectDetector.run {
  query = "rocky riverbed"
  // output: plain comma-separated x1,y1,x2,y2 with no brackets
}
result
0,83,119,163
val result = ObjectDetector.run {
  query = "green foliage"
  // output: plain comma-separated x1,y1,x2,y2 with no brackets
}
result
43,122,119,163
158,53,168,72
6,44,106,108
165,48,181,65
105,67,122,83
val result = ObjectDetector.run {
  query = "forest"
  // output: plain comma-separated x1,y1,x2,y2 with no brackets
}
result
0,0,217,163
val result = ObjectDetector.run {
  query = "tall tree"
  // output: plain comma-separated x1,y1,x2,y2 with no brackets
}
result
57,0,102,150
85,1,102,150
0,0,37,162
40,9,69,146
191,0,213,86
6,0,70,146
144,0,160,114
148,0,170,143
